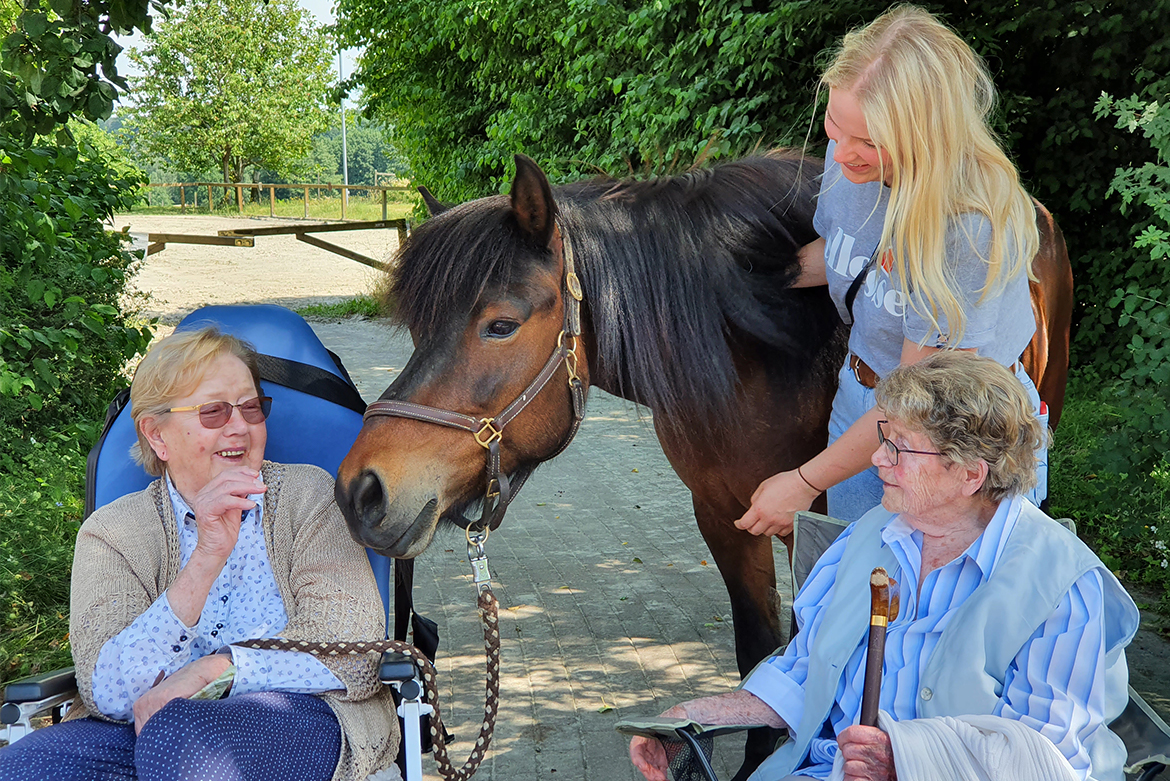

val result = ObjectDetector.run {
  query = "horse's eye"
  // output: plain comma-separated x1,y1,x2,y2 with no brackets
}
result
485,320,519,338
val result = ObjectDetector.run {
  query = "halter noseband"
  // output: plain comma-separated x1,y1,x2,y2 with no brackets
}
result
362,217,588,532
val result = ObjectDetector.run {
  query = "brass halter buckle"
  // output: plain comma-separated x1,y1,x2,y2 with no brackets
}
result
558,330,580,384
566,271,584,302
474,418,503,449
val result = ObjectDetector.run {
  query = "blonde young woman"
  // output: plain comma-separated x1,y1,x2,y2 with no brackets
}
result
736,5,1047,537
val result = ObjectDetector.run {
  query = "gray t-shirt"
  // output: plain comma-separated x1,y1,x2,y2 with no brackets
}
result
814,141,1035,377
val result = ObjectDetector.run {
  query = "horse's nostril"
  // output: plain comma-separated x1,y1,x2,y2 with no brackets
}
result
353,471,386,529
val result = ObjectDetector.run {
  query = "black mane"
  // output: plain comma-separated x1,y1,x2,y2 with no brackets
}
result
392,153,844,432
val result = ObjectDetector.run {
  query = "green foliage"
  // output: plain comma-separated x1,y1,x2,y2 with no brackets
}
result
0,129,153,450
70,117,146,185
121,0,335,184
1094,92,1170,385
1046,89,1170,606
337,0,1170,383
336,0,873,200
1095,87,1170,435
310,112,406,186
1049,384,1170,608
0,433,84,684
1,0,162,139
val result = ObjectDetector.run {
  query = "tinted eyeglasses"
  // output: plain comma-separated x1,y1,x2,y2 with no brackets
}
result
168,396,272,429
876,420,942,466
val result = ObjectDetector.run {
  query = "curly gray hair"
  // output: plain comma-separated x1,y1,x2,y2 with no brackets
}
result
875,352,1046,502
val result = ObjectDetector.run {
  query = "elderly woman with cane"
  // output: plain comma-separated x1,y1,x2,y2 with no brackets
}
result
629,352,1138,781
0,326,399,781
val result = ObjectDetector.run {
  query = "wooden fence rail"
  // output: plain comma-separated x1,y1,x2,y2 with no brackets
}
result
143,181,414,220
128,218,409,271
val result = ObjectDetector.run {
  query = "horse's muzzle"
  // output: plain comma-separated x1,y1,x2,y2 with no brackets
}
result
335,470,440,557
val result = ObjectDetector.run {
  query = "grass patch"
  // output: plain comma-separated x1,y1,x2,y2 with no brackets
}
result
1049,380,1170,610
0,430,86,686
296,296,382,319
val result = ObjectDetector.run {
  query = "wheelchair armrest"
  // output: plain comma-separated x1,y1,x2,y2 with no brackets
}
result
614,716,768,741
4,667,77,704
379,651,417,684
614,718,774,781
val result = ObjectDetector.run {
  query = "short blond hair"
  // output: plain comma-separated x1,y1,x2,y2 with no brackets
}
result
130,326,262,476
875,352,1045,502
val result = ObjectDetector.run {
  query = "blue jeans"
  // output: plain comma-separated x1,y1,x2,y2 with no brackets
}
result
825,358,1049,524
0,692,341,781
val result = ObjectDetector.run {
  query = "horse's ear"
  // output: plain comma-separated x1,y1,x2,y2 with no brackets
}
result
510,154,557,247
418,186,449,217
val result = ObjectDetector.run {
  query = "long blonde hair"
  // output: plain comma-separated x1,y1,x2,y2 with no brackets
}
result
821,5,1038,344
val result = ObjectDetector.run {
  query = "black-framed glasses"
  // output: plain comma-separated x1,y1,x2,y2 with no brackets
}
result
876,420,942,466
168,396,272,429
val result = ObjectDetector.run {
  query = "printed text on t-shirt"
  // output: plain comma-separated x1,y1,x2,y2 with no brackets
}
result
826,227,905,317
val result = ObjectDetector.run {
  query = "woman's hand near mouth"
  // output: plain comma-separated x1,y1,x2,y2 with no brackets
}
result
167,467,266,627
191,467,267,561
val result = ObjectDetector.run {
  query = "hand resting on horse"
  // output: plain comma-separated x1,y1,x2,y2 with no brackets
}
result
734,468,820,537
735,404,886,537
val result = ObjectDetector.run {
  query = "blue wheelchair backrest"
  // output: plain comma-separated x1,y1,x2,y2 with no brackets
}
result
83,304,391,627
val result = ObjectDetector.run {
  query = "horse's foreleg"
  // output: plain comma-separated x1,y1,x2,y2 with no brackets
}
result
693,499,788,781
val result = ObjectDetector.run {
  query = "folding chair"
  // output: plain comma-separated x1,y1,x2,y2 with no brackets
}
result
1,304,432,781
616,511,1170,780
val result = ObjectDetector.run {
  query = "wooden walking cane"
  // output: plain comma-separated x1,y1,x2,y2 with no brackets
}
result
860,567,900,727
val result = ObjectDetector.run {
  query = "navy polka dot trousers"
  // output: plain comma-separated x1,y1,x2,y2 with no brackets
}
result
0,692,341,781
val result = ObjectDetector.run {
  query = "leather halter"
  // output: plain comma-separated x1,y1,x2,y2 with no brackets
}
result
362,217,588,532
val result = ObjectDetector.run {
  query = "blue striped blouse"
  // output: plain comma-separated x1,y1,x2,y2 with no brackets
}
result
742,496,1106,780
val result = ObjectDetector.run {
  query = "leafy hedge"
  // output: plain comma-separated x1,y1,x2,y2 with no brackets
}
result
0,435,86,681
1,0,157,680
1053,89,1170,606
0,131,150,457
337,0,1170,381
1,0,155,446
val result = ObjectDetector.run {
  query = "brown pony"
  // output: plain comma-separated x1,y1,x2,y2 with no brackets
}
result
335,154,1071,778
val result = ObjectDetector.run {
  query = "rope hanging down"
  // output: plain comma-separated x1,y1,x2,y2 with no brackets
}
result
240,585,501,781
239,221,588,781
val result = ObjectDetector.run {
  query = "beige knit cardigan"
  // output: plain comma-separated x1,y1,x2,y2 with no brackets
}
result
68,461,399,781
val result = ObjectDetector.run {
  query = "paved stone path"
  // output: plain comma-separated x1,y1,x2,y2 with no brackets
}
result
311,318,793,780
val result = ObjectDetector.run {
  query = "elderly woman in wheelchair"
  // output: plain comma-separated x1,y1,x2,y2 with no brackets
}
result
629,352,1139,781
0,326,398,781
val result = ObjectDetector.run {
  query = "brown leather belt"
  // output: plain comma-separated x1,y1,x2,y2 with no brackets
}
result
850,353,1022,390
849,354,880,389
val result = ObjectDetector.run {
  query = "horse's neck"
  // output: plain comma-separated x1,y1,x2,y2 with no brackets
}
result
577,326,647,407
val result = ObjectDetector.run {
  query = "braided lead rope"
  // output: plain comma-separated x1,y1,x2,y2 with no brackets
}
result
239,587,501,781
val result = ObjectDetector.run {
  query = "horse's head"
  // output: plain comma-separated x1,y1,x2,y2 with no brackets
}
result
335,156,589,557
